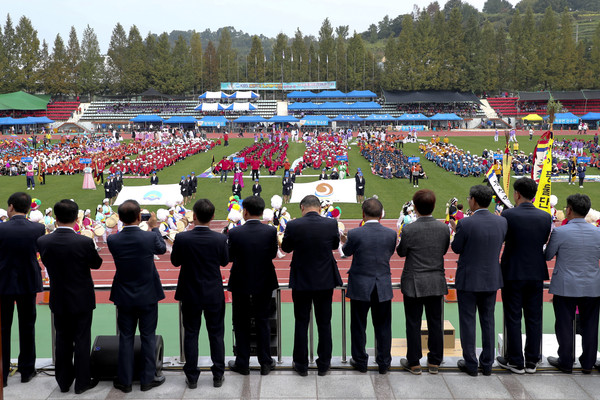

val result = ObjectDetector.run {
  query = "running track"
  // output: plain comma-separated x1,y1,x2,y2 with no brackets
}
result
39,218,557,304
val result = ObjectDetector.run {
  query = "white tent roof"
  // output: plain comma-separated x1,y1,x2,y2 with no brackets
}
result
227,102,258,111
230,91,260,99
195,103,226,112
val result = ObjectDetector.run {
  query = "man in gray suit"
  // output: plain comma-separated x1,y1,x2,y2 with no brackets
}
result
545,194,600,374
397,189,450,375
341,198,397,374
451,185,507,376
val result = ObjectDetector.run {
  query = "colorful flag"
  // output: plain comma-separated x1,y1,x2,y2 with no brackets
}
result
533,139,554,214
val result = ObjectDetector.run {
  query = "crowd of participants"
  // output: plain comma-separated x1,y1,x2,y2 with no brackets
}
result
395,102,480,118
2,177,600,394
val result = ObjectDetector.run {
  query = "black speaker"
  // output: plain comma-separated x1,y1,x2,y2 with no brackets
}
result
90,335,164,380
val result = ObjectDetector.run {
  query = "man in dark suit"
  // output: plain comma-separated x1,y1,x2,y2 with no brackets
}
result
232,179,242,198
252,179,262,197
37,199,103,394
318,169,328,180
227,196,278,375
355,169,365,203
150,171,159,185
281,194,342,376
171,199,228,389
497,178,552,374
451,185,507,376
108,200,166,393
341,198,397,374
0,192,45,387
397,189,450,375
190,172,197,200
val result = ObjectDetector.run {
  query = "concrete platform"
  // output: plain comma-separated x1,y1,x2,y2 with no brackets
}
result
4,356,600,399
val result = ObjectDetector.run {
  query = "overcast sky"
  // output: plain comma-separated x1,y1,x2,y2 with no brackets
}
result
4,0,519,53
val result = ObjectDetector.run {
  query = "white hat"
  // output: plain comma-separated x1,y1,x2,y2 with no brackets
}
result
45,208,52,215
103,198,109,203
85,209,91,215
0,209,7,219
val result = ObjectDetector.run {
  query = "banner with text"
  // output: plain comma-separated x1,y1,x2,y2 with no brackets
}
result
114,184,182,206
290,179,357,203
486,167,513,209
534,144,553,214
221,81,336,91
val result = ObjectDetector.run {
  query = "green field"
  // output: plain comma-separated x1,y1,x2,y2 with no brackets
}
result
1,133,597,220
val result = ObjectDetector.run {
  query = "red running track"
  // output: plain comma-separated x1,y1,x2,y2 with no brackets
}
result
41,219,556,304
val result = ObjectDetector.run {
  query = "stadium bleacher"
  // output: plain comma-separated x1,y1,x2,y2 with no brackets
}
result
46,101,80,121
487,91,600,117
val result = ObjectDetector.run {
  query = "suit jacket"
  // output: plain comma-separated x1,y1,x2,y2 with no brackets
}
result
281,211,342,290
501,202,552,281
342,221,397,302
171,226,229,304
0,215,45,295
451,209,507,292
108,226,166,306
150,176,159,185
232,183,242,197
227,220,278,294
37,228,103,314
546,218,600,297
252,184,262,196
397,216,450,297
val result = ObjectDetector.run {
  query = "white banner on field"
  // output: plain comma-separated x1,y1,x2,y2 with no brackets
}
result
114,184,182,206
290,179,357,203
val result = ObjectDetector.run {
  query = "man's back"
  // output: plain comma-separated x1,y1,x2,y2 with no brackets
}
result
281,212,342,290
501,203,552,281
228,220,278,295
108,227,166,306
37,229,102,314
451,210,507,291
0,215,45,295
171,227,229,304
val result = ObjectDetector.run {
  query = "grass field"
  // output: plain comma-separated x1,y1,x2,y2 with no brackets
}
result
1,133,597,220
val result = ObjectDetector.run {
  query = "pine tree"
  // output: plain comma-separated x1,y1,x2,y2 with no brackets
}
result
66,26,81,95
153,33,174,94
556,10,577,90
2,15,18,92
14,16,40,93
591,22,600,87
190,32,203,94
248,35,265,82
47,34,69,95
414,11,439,90
334,26,348,91
291,29,308,83
318,18,335,81
537,7,559,89
79,25,104,98
124,25,147,95
172,35,191,94
396,14,416,90
204,40,219,90
272,33,289,83
106,23,128,95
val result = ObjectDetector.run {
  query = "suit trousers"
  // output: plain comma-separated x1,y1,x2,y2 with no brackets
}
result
116,303,158,386
53,310,93,392
350,288,392,369
553,295,600,370
457,290,497,372
232,291,273,368
403,295,444,366
292,289,334,372
1,294,37,380
501,280,544,367
181,300,225,382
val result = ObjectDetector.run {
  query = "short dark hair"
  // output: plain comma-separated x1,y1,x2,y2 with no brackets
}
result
457,204,464,210
469,185,494,208
513,177,537,200
242,196,265,217
193,199,215,223
566,193,591,217
118,200,141,224
362,198,383,218
412,189,436,215
54,199,78,223
8,192,31,214
299,195,321,210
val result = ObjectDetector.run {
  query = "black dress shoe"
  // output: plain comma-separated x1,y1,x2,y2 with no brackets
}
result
113,380,133,393
379,365,390,374
213,375,224,388
261,359,276,375
547,356,572,373
292,362,308,377
457,359,478,376
60,387,70,393
75,379,99,395
228,360,250,375
20,370,37,383
185,378,197,389
317,368,330,376
140,375,165,392
349,358,367,373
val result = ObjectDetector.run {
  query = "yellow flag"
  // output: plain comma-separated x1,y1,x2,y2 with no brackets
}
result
502,153,513,196
534,139,554,214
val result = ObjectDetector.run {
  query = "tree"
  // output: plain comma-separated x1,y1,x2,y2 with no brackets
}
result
2,15,18,92
483,0,514,13
79,25,104,98
46,34,69,95
124,25,147,95
334,26,348,91
591,22,600,87
537,7,560,89
291,29,308,82
271,33,289,82
395,15,417,90
106,23,128,95
152,33,174,94
66,26,81,95
413,11,439,90
190,32,203,94
38,40,50,93
318,18,335,81
439,7,466,90
14,16,40,93
203,40,219,90
172,35,191,94
555,10,577,90
346,32,367,89
217,28,237,83
144,33,158,90
480,21,500,92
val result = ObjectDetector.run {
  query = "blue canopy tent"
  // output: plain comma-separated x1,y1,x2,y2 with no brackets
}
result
363,114,396,121
130,115,164,123
318,101,350,110
581,112,600,121
228,91,259,99
33,116,54,124
233,116,267,123
0,117,19,125
332,114,364,122
223,102,258,111
429,113,462,121
346,90,377,98
299,115,330,126
286,91,316,99
551,112,579,124
11,117,37,125
349,101,381,110
198,116,229,127
288,102,318,110
316,90,347,99
397,113,429,121
267,115,299,123
164,116,198,125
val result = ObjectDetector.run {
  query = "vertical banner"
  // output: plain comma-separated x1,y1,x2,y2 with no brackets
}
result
532,131,553,183
486,167,513,208
533,139,554,214
502,152,513,196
